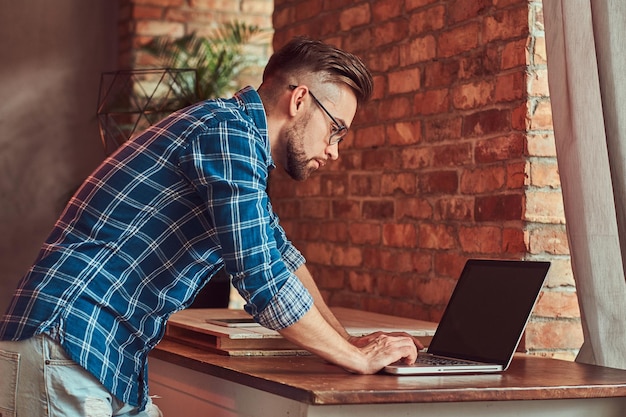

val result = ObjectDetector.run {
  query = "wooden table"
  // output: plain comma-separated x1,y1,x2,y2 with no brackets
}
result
149,309,626,416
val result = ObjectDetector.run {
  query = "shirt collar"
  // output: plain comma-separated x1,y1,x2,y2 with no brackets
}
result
234,86,274,169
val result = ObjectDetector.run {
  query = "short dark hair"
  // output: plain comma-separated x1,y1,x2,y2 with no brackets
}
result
263,37,373,104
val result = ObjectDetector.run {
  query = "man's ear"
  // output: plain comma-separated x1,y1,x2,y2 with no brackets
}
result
288,85,308,117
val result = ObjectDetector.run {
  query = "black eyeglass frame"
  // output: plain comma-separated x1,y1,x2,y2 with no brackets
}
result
288,85,348,145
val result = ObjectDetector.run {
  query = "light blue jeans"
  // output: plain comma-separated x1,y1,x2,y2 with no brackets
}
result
0,334,162,417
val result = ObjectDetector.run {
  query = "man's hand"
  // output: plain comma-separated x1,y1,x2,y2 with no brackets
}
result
349,331,424,350
347,332,422,374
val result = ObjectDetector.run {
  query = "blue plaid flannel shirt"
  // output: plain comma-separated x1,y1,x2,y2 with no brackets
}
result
0,87,313,408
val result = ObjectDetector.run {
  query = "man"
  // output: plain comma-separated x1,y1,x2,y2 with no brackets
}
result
0,37,420,416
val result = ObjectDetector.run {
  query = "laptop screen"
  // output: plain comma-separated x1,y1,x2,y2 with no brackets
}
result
427,259,550,366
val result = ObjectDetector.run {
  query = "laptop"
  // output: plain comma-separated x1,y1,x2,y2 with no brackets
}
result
384,259,550,375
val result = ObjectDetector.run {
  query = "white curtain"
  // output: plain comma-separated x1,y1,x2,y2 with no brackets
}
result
543,0,626,369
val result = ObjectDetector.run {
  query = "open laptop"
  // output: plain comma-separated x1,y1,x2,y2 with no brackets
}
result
384,259,550,375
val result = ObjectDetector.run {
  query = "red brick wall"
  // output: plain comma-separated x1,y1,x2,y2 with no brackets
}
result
117,0,582,359
270,0,581,359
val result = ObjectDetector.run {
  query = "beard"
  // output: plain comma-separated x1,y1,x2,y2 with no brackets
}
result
284,113,315,181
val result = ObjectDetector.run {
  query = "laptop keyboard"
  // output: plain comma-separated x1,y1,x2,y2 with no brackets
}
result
416,355,474,366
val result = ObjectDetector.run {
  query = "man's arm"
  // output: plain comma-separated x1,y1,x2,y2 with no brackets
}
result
282,264,420,374
293,264,350,339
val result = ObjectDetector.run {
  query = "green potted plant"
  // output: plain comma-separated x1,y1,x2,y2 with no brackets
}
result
141,21,265,102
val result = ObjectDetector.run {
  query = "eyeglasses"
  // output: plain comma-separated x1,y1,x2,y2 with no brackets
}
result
289,85,348,145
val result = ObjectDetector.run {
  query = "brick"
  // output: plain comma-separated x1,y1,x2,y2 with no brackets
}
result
396,198,434,220
475,193,524,221
525,190,565,224
343,28,374,52
409,5,445,35
528,225,570,255
273,200,300,219
135,20,184,37
438,22,480,58
533,36,547,65
354,125,386,148
525,320,583,350
483,6,530,42
435,197,473,221
131,5,165,20
379,275,416,298
458,226,502,254
495,70,526,102
332,246,363,267
459,47,500,79
529,68,550,98
301,199,330,219
399,35,437,65
412,251,433,274
434,252,467,278
388,68,421,94
462,109,510,137
383,223,418,247
452,80,495,110
475,134,526,163
527,134,557,157
502,38,530,69
418,223,457,249
419,170,459,194
294,176,321,196
378,96,412,120
295,1,323,20
460,166,507,194
506,160,529,189
448,0,492,24
511,102,529,131
416,277,457,305
406,0,438,11
136,0,184,6
414,89,449,115
432,143,472,167
534,290,580,319
386,121,422,146
347,270,376,293
372,0,404,21
366,47,399,73
529,158,560,188
544,257,575,288
320,174,348,197
364,249,415,272
273,7,295,30
424,59,459,89
362,200,394,220
362,148,396,170
241,0,274,15
401,146,432,169
381,173,417,195
502,227,527,253
303,241,333,264
349,223,381,245
340,3,371,31
298,222,322,241
350,174,382,196
374,20,410,47
321,221,349,242
332,199,360,219
424,117,462,142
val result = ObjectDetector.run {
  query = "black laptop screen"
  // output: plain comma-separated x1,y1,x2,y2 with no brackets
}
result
427,259,550,366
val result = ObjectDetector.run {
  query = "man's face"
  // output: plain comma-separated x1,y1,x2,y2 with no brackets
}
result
283,84,357,181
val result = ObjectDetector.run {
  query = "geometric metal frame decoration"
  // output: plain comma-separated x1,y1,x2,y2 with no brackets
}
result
97,68,197,155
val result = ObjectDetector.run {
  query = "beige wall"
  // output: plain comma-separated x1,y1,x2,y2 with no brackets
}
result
0,1,118,312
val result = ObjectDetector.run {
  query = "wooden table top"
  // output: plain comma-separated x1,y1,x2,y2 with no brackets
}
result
151,338,626,405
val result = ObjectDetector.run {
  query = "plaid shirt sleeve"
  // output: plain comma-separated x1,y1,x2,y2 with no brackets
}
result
178,105,312,329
